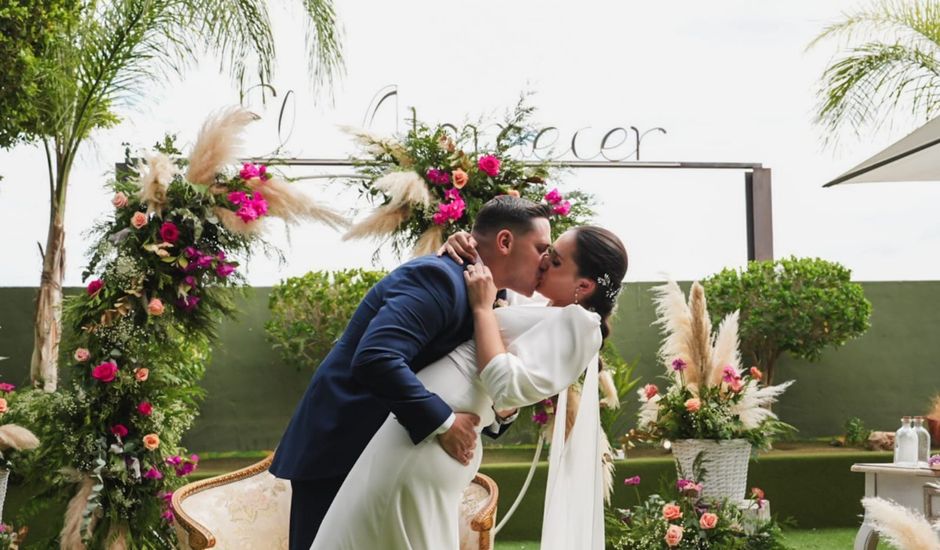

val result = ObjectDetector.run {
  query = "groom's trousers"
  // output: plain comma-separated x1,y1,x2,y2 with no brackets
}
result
289,476,346,550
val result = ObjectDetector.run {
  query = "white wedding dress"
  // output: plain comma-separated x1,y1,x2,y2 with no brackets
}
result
309,304,605,550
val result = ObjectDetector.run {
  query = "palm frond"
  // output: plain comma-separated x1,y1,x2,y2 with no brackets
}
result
301,0,345,93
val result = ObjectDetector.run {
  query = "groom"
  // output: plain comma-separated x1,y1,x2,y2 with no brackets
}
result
270,195,554,550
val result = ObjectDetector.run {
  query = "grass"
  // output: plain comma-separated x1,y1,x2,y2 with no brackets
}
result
494,529,885,549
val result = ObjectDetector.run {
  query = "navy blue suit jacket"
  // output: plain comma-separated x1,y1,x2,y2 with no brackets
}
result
269,255,477,481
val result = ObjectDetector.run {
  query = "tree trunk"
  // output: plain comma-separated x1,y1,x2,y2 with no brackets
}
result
31,215,65,392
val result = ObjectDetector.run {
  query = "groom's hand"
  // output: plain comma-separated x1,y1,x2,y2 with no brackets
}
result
437,412,480,465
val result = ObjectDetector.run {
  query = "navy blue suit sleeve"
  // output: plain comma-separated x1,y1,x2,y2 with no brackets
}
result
350,263,462,444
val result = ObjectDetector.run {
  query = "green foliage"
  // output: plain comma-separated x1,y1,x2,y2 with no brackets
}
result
809,1,940,144
607,476,791,550
266,269,387,371
0,0,76,149
600,342,641,444
702,257,872,384
843,417,872,447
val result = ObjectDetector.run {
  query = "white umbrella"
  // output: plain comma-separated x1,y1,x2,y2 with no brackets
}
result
824,115,940,187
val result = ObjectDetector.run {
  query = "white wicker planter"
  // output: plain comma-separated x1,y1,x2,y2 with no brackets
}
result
672,439,752,501
0,468,8,523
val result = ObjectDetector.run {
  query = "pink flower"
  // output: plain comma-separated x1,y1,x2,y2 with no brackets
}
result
135,368,149,382
177,295,201,312
623,476,641,486
643,384,659,400
74,348,91,362
112,192,128,208
676,479,703,497
250,191,268,216
426,168,451,185
184,247,198,258
161,509,175,523
477,155,501,177
87,279,103,296
432,211,448,225
722,365,739,383
671,358,687,372
663,503,682,521
159,222,179,243
147,298,165,316
236,204,260,223
749,366,763,381
0,383,15,393
552,200,571,216
131,211,148,229
665,524,683,547
183,275,198,288
544,187,563,205
684,398,701,413
700,512,719,529
137,401,153,416
444,187,462,201
532,411,550,425
111,424,129,438
144,467,163,480
227,191,247,205
92,361,118,383
751,487,765,500
216,262,235,278
729,378,744,392
166,455,183,467
239,162,262,180
929,455,940,467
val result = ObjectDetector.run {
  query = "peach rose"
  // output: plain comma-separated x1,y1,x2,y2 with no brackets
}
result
131,211,148,229
74,347,91,362
684,397,701,413
662,503,682,521
729,378,744,392
664,524,683,547
143,433,160,451
452,169,469,189
749,366,763,381
0,398,8,414
147,298,165,316
506,189,520,198
112,192,128,208
700,512,719,529
135,368,149,382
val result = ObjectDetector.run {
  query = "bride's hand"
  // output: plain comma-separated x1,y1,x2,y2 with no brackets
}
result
437,231,477,264
464,263,497,311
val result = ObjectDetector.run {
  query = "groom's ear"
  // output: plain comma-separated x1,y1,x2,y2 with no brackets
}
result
495,229,513,256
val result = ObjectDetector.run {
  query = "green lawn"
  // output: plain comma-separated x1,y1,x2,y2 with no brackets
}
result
494,529,892,549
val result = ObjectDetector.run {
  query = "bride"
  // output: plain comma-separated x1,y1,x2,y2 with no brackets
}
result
309,225,628,550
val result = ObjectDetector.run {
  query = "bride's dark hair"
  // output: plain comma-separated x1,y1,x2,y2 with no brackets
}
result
570,225,628,342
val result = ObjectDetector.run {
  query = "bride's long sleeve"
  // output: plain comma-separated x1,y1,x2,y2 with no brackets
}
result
479,304,602,410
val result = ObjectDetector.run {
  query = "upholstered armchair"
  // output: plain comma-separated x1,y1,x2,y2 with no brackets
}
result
172,453,498,550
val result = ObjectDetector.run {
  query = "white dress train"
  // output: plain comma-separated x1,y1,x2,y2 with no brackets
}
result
309,304,604,550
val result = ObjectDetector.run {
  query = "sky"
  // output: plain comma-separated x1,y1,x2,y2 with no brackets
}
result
2,0,939,286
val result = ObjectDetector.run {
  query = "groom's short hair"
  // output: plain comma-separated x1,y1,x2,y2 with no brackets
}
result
472,196,552,237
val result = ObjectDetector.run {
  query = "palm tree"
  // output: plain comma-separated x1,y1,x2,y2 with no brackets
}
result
809,0,940,144
29,0,343,391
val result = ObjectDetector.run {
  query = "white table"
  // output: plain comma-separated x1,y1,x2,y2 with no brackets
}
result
851,463,940,550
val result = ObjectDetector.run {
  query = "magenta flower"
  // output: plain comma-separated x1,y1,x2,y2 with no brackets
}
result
227,191,247,205
184,247,198,258
552,200,572,216
544,188,563,205
177,295,201,312
216,263,235,278
195,254,213,269
87,279,104,296
166,455,183,467
444,187,462,201
183,275,198,288
425,168,451,185
236,204,260,223
137,401,153,416
159,221,180,243
0,383,15,393
110,424,129,438
929,455,940,466
239,162,263,180
432,211,448,225
477,155,501,177
144,467,163,480
532,411,550,425
161,509,175,523
92,361,118,383
671,358,688,372
624,476,641,486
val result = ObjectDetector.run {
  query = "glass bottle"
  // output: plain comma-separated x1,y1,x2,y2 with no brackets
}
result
913,416,931,466
894,417,917,466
